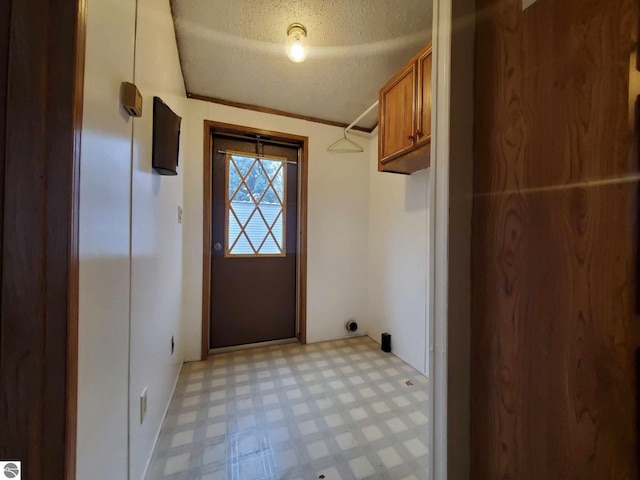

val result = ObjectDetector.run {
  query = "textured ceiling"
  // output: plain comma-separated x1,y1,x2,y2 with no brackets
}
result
170,0,432,130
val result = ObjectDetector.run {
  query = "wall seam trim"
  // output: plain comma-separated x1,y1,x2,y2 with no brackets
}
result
127,1,140,478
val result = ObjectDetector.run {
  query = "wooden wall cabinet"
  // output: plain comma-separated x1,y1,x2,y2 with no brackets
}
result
378,43,432,174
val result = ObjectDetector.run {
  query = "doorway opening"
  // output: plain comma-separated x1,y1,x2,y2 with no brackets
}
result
201,121,308,359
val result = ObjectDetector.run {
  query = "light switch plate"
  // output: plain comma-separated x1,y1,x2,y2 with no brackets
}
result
522,0,537,10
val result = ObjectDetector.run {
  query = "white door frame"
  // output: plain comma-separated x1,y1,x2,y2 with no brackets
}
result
428,0,475,478
428,0,452,472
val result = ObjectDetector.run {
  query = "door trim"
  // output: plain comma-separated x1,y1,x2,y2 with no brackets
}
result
201,121,308,360
209,337,299,355
429,0,475,477
0,0,85,478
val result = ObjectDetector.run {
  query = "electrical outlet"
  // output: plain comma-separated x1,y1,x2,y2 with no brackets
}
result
171,335,175,355
178,206,183,224
140,387,148,424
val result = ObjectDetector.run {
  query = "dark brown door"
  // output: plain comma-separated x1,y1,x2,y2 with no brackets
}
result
210,135,298,348
472,0,639,478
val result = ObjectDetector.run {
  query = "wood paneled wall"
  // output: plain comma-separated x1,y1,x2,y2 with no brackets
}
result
0,1,85,479
472,0,639,478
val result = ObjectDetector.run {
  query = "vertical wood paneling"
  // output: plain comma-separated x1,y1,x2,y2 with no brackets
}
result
201,125,213,360
0,0,84,478
3,3,49,474
0,0,8,320
297,144,308,345
473,0,639,478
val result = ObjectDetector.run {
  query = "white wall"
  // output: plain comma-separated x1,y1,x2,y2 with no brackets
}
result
181,109,430,372
77,0,136,478
78,1,430,476
181,101,371,359
367,131,430,375
129,0,188,479
77,0,188,479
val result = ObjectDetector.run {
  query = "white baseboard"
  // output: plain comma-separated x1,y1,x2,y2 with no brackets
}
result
306,332,367,344
141,361,183,480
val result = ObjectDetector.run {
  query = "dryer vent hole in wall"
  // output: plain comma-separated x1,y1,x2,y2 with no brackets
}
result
345,320,358,333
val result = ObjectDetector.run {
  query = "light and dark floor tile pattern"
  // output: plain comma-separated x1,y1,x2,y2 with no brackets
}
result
146,336,429,480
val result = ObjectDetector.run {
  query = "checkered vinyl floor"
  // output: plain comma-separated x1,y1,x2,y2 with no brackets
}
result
146,336,430,480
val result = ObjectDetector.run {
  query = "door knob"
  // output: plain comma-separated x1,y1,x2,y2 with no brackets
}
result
214,242,222,251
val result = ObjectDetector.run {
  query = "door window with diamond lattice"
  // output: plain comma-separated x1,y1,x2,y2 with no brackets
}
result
225,151,287,257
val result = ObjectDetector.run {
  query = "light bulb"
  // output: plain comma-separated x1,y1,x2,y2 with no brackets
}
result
286,24,309,63
288,40,306,62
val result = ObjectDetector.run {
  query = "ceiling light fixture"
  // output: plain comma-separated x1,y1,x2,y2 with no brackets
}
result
286,23,309,63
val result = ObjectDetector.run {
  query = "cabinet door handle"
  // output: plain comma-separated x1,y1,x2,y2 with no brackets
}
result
416,130,423,137
408,135,415,141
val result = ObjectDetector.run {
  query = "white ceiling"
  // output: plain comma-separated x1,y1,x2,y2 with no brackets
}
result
170,0,432,130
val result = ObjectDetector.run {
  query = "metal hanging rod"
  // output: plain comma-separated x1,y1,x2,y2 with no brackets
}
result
327,100,378,153
216,149,298,164
345,100,378,134
214,131,302,149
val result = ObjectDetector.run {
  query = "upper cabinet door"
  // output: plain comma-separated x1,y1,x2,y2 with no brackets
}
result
416,47,432,147
378,62,417,164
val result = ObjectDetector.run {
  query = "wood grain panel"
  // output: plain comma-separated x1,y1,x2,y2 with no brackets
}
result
0,0,84,478
472,0,639,478
0,0,9,327
379,63,417,163
417,47,432,147
296,145,308,345
201,125,213,360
